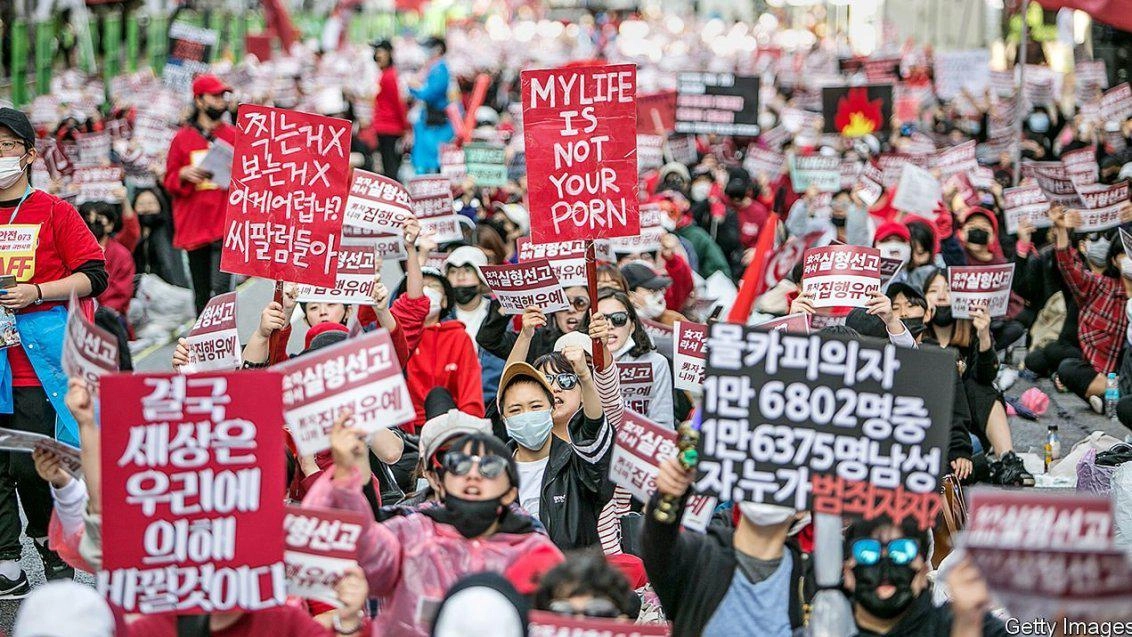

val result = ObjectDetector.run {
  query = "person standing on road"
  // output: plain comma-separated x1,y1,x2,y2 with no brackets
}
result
371,40,410,180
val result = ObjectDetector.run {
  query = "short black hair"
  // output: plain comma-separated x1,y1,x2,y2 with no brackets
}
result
534,550,639,618
444,432,518,488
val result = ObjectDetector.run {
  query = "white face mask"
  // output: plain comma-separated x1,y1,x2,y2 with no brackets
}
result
690,182,712,202
878,241,911,265
640,291,666,319
1121,257,1132,280
423,287,443,318
738,502,795,527
660,213,676,232
0,156,26,190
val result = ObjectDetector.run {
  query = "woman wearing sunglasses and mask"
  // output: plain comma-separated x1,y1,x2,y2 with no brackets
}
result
302,424,563,637
584,289,674,428
476,284,592,365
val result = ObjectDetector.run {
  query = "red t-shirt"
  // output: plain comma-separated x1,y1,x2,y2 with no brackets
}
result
0,190,105,386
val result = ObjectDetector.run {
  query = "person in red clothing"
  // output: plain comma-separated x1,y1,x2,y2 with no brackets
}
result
164,74,237,315
370,40,410,179
79,201,134,319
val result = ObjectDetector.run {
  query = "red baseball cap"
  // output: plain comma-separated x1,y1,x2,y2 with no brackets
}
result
874,221,911,244
191,74,232,97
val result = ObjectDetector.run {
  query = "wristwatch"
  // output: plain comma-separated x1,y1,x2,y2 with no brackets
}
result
32,284,43,305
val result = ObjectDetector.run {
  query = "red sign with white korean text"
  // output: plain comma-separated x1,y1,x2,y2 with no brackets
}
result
516,237,589,288
801,245,881,314
221,105,349,287
1072,181,1129,232
522,64,640,243
618,361,656,416
528,611,670,637
961,490,1132,624
99,371,286,614
275,329,414,457
407,176,461,243
753,312,811,335
183,292,241,373
609,411,679,504
283,506,365,606
61,294,119,387
342,169,413,234
479,259,570,315
947,264,1014,319
673,320,707,392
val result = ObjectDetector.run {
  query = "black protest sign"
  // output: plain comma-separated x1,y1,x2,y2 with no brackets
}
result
675,73,760,137
822,84,893,137
694,325,954,530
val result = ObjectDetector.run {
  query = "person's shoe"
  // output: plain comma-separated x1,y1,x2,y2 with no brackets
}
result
0,568,29,599
995,451,1035,487
34,539,74,582
1051,373,1069,393
1089,395,1105,415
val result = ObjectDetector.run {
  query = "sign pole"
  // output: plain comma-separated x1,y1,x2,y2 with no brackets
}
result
267,280,285,361
1012,0,1029,187
585,241,605,372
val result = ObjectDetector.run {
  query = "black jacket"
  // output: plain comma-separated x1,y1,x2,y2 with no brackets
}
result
856,590,1009,637
509,410,614,551
641,493,813,636
476,298,563,364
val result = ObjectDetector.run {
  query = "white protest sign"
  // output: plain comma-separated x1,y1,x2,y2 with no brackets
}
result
295,240,378,305
891,163,941,215
933,50,990,101
1072,182,1129,232
283,506,364,606
343,170,413,234
182,292,241,374
673,320,707,393
479,259,570,315
1002,184,1051,234
516,238,589,288
948,264,1015,319
801,246,881,312
61,294,119,388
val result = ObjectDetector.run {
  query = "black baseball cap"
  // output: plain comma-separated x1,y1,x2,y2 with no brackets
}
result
885,281,926,304
0,108,35,149
621,262,671,291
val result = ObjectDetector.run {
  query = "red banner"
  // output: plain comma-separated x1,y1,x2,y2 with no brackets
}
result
221,105,350,287
100,371,286,614
521,64,640,243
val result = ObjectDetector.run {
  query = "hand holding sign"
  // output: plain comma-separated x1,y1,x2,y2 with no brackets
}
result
520,306,548,336
329,409,366,477
588,312,610,347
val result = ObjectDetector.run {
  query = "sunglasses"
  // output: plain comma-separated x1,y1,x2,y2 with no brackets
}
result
441,452,509,479
547,598,621,619
567,296,590,312
607,311,630,327
852,538,919,566
544,372,579,390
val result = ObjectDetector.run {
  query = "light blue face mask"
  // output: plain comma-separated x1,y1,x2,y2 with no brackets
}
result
504,409,554,450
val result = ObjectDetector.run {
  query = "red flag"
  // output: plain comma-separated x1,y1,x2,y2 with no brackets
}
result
1034,0,1132,32
726,214,779,324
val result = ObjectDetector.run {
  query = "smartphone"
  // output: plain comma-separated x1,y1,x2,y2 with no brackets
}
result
0,275,16,289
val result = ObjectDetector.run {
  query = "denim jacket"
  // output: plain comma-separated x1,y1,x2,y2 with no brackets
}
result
0,306,80,447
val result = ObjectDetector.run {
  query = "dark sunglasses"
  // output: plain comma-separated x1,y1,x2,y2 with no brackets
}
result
567,296,590,311
852,538,919,566
547,598,621,619
607,311,630,327
441,452,509,479
544,372,579,390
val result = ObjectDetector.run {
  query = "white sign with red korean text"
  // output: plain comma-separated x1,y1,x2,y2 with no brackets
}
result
479,259,570,315
182,292,241,373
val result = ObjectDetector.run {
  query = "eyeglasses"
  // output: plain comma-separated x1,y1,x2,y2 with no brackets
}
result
547,598,621,619
851,538,919,566
567,296,590,312
607,311,630,327
0,141,25,155
544,372,579,390
441,452,509,479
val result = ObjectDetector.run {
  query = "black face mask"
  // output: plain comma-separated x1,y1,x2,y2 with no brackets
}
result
900,316,926,338
203,106,227,122
451,285,480,306
443,493,505,539
852,560,918,619
87,219,107,240
965,228,990,246
830,215,847,228
931,305,954,327
138,214,164,229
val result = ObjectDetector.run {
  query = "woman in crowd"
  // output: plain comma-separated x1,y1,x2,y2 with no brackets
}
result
129,188,188,289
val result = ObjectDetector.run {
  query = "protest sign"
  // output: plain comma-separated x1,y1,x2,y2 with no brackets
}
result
522,64,639,243
1003,184,1051,234
673,320,707,392
464,142,507,187
667,135,698,165
276,329,414,457
637,134,665,171
198,139,234,190
1029,163,1083,207
891,163,941,215
75,131,111,168
529,611,670,637
99,371,286,614
855,162,885,207
1101,83,1132,123
0,224,40,284
221,105,350,288
1072,182,1129,232
609,411,680,503
879,257,905,288
932,140,977,182
695,326,954,529
182,292,241,374
933,50,991,100
342,169,413,234
479,259,570,315
163,22,217,92
675,73,760,137
801,245,881,313
0,428,82,479
948,264,1015,319
1076,59,1108,97
840,160,863,190
961,490,1132,624
618,362,656,416
516,237,588,288
822,84,893,137
754,312,811,334
439,143,467,185
407,176,462,244
1061,145,1099,185
61,295,119,389
636,91,677,135
294,239,378,305
759,126,790,151
743,146,785,181
788,154,840,193
71,166,124,204
608,203,665,255
283,506,365,606
763,231,826,292
641,318,674,347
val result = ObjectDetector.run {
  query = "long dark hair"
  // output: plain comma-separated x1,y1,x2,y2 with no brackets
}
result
582,288,654,358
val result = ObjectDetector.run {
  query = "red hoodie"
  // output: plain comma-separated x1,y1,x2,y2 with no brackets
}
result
163,122,237,250
404,320,484,433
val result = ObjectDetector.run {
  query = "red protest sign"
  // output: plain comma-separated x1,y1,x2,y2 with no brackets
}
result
521,64,639,243
636,91,676,135
61,294,119,387
221,105,350,287
283,506,366,606
100,371,286,614
673,320,707,392
801,245,881,314
276,329,414,457
479,259,570,315
529,611,670,636
342,169,413,234
183,291,241,373
948,264,1015,319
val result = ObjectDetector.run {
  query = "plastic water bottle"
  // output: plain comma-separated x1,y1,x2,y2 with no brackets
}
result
1106,373,1120,420
1047,424,1060,460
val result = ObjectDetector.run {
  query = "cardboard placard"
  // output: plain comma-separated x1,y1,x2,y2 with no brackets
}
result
891,163,941,215
182,292,241,374
801,245,882,313
855,162,885,207
608,203,665,255
515,237,588,288
675,72,760,137
99,371,286,614
673,320,707,393
933,50,991,101
932,140,977,182
948,264,1015,319
61,295,119,388
1003,184,1051,234
294,240,378,304
439,143,467,185
342,170,413,234
283,506,365,606
479,259,570,315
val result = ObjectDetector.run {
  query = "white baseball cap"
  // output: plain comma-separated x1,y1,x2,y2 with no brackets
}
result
554,331,593,357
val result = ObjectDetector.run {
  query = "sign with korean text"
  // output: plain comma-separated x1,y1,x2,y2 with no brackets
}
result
947,264,1014,319
163,22,217,92
276,329,414,457
182,292,241,374
529,611,670,637
522,64,639,243
1072,182,1129,232
71,166,125,204
61,296,119,388
464,142,507,187
407,176,462,244
1003,185,1051,234
788,154,840,193
754,312,811,335
0,428,82,479
440,143,467,185
618,361,656,417
801,246,881,314
673,320,707,393
295,239,377,305
479,259,570,315
1028,163,1083,207
283,506,365,606
342,169,413,234
75,131,111,168
1101,83,1132,123
637,134,665,171
99,371,286,614
221,106,349,287
855,162,885,207
608,203,664,255
609,411,679,504
696,326,954,529
516,237,588,288
1061,145,1099,185
675,73,760,137
0,225,40,283
932,140,977,182
743,146,785,180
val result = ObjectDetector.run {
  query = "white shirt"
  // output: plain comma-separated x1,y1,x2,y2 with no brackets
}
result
516,456,549,520
456,298,489,353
